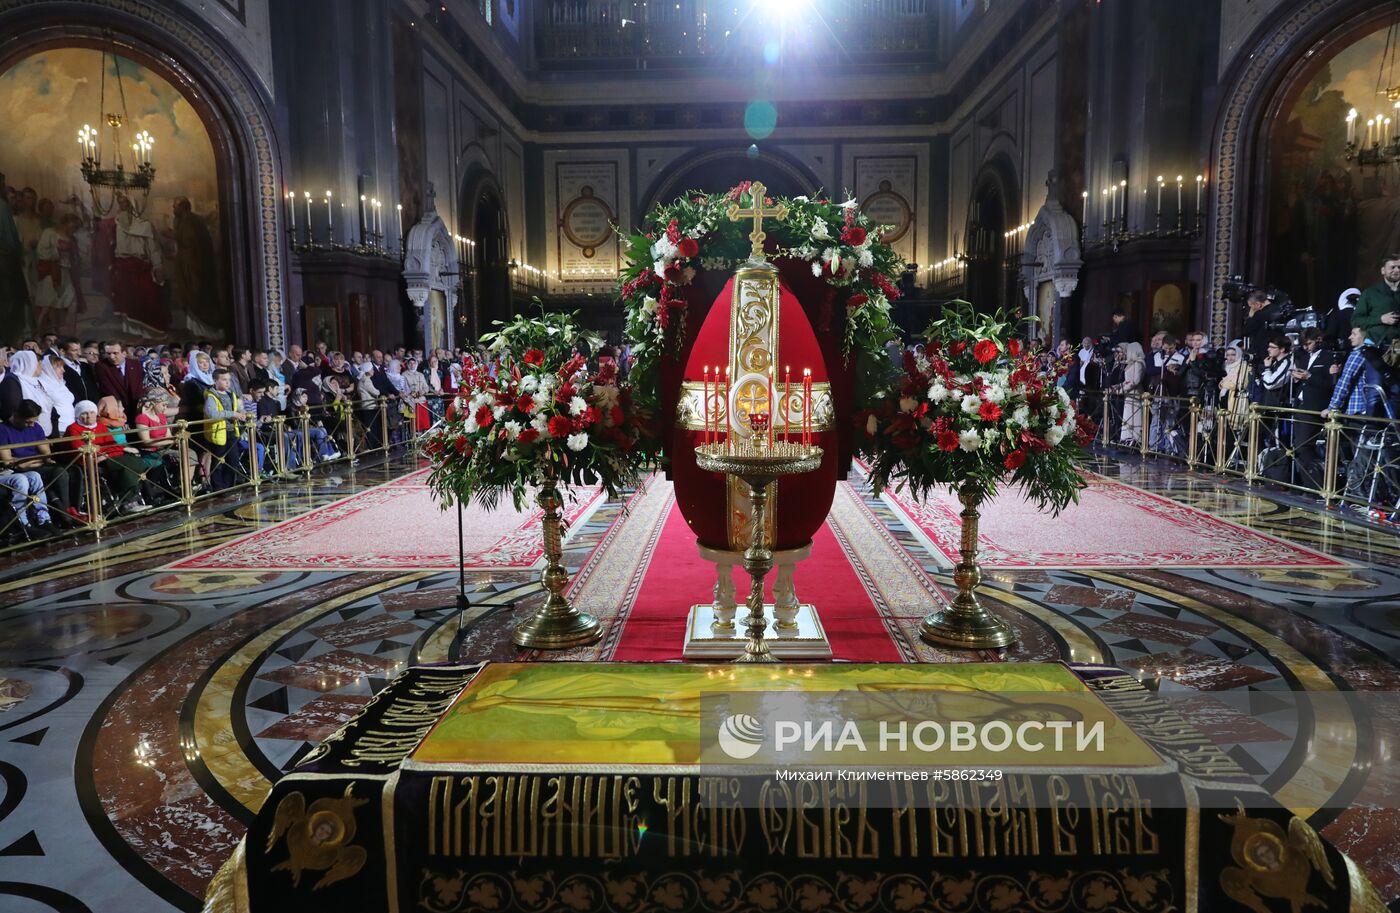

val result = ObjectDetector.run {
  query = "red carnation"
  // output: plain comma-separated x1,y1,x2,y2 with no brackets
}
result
547,415,572,438
973,340,1000,364
937,430,959,452
949,341,967,357
517,428,540,445
474,406,494,428
1008,338,1022,358
979,402,1002,422
847,293,869,309
677,237,699,258
523,348,545,367
516,394,535,414
841,226,867,246
1003,449,1027,470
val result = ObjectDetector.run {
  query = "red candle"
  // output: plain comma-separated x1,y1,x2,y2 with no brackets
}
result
702,366,710,445
766,366,775,449
724,365,732,453
784,366,792,444
803,368,812,447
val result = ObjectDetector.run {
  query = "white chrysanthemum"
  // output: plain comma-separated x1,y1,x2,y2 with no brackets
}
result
811,261,823,277
961,394,982,414
1012,406,1031,427
503,420,522,440
1046,424,1067,446
1057,386,1072,408
652,259,668,278
470,392,492,412
953,374,971,386
532,390,552,410
566,432,588,452
858,248,874,268
650,237,677,260
519,374,538,393
958,429,982,451
982,385,1006,404
929,383,951,403
569,396,588,416
821,247,836,263
537,373,557,393
492,405,507,421
532,414,550,434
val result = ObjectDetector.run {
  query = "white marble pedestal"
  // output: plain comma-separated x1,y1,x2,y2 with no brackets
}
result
682,542,833,660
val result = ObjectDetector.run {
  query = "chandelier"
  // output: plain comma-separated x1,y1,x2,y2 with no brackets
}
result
77,39,156,217
1343,5,1400,168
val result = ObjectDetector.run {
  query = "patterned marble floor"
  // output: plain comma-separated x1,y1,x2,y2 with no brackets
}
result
0,452,1397,912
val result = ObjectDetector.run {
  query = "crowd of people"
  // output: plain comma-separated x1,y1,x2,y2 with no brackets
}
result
1065,255,1400,511
0,335,486,546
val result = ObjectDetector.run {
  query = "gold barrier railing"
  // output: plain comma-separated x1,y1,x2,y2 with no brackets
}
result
1084,390,1400,518
0,396,420,554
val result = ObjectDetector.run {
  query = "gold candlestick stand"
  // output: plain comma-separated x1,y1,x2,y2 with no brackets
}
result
694,440,823,662
511,476,602,650
918,480,1017,650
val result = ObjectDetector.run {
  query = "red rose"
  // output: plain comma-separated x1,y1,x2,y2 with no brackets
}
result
847,293,869,309
517,428,540,445
973,340,1000,364
841,226,867,246
949,341,967,357
523,348,545,367
547,415,572,438
677,237,699,258
474,406,494,428
979,402,1002,422
937,430,959,452
516,394,535,414
1003,449,1027,470
1008,338,1022,358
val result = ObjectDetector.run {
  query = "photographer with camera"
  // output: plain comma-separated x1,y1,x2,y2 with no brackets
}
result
1323,288,1359,352
1355,254,1400,349
1242,290,1279,368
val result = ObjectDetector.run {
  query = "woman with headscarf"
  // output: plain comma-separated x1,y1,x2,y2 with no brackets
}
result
1218,344,1250,440
385,358,410,397
354,361,385,449
399,357,431,430
66,399,148,514
1108,342,1146,446
12,350,73,437
422,353,444,422
179,349,216,486
265,349,288,409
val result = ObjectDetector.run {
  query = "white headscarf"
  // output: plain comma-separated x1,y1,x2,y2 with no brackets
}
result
385,358,409,395
73,400,99,429
1338,288,1360,311
40,356,75,433
12,350,74,435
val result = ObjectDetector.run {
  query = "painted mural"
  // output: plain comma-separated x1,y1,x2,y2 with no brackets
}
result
1267,24,1400,315
0,48,226,343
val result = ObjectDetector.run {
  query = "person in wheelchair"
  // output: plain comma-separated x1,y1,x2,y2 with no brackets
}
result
66,400,148,516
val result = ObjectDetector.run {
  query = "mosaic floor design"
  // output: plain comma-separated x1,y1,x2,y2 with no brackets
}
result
0,453,1398,911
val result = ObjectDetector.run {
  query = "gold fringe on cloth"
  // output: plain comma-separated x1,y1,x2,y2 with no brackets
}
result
202,839,251,913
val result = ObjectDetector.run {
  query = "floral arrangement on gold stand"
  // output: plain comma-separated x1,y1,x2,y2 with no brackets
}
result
423,306,649,649
857,301,1096,649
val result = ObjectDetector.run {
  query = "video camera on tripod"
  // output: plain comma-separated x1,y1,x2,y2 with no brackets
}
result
1223,276,1316,334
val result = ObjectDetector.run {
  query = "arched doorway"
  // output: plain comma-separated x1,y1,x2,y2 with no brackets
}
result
964,168,1011,312
473,187,510,338
0,2,288,348
644,148,819,212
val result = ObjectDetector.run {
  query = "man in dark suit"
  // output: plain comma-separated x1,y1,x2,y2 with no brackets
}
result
58,337,100,403
1290,328,1336,487
94,340,145,417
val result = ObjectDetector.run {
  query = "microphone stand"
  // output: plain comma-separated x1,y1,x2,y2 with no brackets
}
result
415,416,473,634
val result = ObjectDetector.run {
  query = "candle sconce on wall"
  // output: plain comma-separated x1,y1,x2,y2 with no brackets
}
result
1080,166,1207,253
283,173,404,261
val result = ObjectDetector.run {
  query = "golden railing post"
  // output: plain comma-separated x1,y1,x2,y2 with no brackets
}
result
1322,414,1343,506
246,417,261,490
82,431,105,536
379,397,390,453
1187,398,1200,468
1140,392,1152,457
272,415,288,477
175,420,195,511
300,411,314,476
345,403,357,463
1245,404,1261,483
1214,409,1228,473
1101,393,1111,448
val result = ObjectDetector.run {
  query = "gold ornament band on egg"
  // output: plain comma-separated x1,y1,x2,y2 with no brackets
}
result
673,380,835,432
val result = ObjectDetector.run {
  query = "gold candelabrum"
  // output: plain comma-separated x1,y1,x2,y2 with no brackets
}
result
511,474,602,650
694,434,823,662
918,480,1017,650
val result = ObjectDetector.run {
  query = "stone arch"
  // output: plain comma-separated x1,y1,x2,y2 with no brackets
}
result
641,147,820,216
459,166,511,340
1208,0,1388,346
0,0,289,349
964,154,1020,311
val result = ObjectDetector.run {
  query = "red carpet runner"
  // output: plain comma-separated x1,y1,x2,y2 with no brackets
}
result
612,504,902,661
